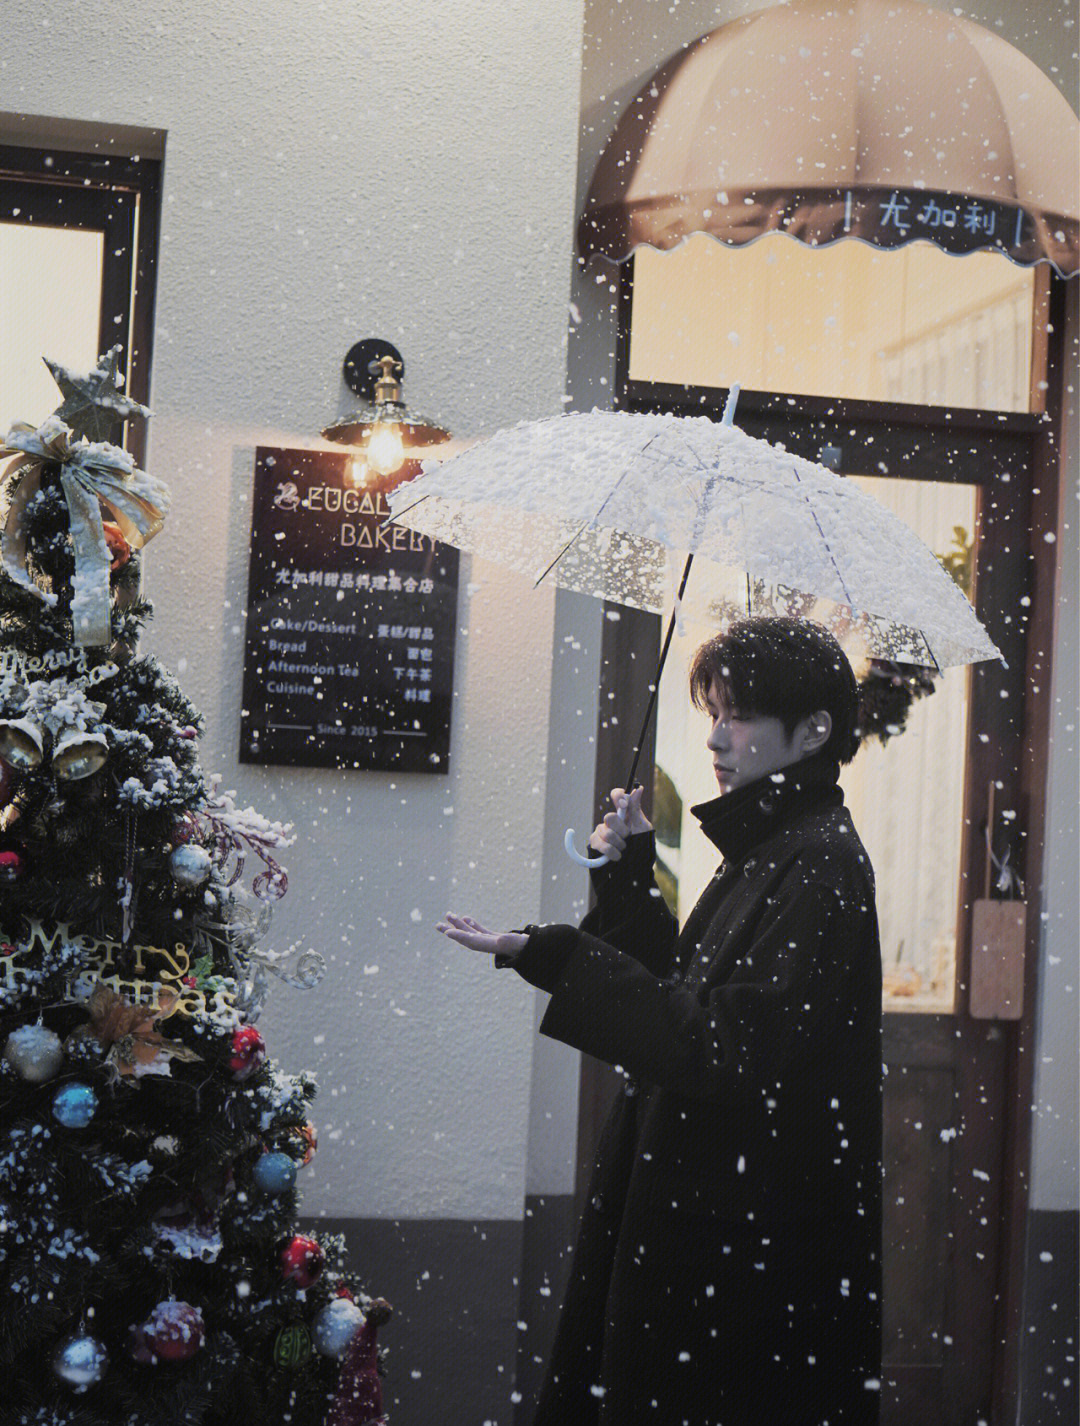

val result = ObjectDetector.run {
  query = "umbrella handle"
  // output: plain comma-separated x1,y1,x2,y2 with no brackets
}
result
563,828,611,869
563,801,628,869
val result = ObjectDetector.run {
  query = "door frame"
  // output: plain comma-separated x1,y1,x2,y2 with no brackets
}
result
571,256,1069,1424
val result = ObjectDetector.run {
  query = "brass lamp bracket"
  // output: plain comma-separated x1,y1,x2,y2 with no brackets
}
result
343,339,404,404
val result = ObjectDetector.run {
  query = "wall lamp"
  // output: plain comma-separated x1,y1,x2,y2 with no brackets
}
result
322,338,450,482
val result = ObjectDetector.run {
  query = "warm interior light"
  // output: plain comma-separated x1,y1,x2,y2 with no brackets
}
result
366,420,405,476
345,454,369,488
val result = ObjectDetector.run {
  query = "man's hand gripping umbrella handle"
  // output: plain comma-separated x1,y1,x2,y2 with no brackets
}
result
563,805,625,869
564,828,606,868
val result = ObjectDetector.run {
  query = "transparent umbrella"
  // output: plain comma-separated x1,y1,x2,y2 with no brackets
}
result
387,390,1000,863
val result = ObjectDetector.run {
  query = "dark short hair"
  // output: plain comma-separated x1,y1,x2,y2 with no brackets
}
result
688,616,860,764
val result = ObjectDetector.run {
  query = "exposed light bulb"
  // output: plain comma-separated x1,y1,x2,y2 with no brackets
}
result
345,455,369,488
367,421,405,476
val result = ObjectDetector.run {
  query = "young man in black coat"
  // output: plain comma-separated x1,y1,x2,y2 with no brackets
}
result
439,617,883,1426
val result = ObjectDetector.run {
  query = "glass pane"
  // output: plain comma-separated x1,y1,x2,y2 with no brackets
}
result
652,475,976,1014
0,222,104,433
839,476,976,1015
630,233,1037,412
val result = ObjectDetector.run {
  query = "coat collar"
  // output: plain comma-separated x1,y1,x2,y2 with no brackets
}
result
690,749,844,863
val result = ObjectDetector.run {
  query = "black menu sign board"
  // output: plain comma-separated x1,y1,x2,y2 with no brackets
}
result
240,447,458,773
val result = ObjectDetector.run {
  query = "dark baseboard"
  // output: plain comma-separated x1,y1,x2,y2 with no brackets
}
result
512,1194,579,1426
1018,1208,1078,1426
306,1215,522,1426
308,1202,1074,1425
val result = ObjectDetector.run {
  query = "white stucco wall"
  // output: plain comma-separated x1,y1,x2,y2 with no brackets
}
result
2,0,586,1220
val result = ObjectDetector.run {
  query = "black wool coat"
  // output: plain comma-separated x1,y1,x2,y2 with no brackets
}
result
511,755,883,1426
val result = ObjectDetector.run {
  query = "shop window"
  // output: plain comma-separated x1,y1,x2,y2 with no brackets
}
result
0,223,104,430
0,140,161,459
629,232,1041,412
653,474,976,1015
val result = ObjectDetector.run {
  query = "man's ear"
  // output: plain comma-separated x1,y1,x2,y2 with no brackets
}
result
798,709,832,755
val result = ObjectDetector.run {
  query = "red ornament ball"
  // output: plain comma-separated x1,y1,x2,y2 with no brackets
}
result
131,1299,205,1363
280,1234,325,1289
0,850,24,882
228,1025,266,1080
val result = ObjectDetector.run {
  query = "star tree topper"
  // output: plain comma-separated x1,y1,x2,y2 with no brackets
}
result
45,345,151,443
0,347,165,645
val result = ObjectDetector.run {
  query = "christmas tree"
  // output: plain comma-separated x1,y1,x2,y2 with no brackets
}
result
0,351,390,1426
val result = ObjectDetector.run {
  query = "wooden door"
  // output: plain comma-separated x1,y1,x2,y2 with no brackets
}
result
877,451,1032,1425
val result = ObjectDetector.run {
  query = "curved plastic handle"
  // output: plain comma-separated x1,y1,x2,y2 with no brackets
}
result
563,802,627,869
563,827,611,869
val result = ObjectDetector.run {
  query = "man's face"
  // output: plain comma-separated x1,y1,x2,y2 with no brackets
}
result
704,678,805,796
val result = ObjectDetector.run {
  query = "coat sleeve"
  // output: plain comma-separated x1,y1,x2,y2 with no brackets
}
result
517,865,869,1102
510,830,679,986
580,829,679,975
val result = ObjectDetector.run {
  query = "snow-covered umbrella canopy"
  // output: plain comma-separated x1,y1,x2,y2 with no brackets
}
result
579,0,1079,276
387,406,1000,670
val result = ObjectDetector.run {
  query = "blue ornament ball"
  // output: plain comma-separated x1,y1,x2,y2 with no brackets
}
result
253,1151,298,1195
312,1297,365,1358
52,1082,98,1130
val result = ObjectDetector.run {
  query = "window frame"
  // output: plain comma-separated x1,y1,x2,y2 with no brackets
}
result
0,143,162,466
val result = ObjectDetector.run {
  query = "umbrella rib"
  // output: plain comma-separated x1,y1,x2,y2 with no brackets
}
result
789,463,857,610
533,519,593,587
534,434,664,587
383,493,431,525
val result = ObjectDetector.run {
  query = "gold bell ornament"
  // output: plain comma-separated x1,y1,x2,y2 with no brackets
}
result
52,729,109,781
0,717,44,772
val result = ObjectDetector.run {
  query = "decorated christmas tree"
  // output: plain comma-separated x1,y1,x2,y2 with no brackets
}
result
0,350,390,1426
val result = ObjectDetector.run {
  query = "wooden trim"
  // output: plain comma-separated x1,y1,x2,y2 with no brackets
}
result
992,272,1073,1426
575,600,660,1212
613,257,634,409
0,144,162,467
0,115,165,162
1028,265,1052,415
124,155,162,469
622,377,1046,437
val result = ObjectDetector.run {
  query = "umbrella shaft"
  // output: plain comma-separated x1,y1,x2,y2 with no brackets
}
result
625,552,694,791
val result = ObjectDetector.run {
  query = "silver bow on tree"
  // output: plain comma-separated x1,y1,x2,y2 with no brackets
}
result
192,900,327,1022
0,414,170,647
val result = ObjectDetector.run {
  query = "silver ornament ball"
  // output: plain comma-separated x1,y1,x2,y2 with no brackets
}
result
169,843,212,889
53,1332,108,1391
311,1298,365,1358
4,1024,64,1083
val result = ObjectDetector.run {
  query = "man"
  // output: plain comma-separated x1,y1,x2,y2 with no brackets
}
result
439,617,883,1425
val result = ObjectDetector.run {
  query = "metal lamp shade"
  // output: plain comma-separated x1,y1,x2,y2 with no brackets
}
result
321,401,451,451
